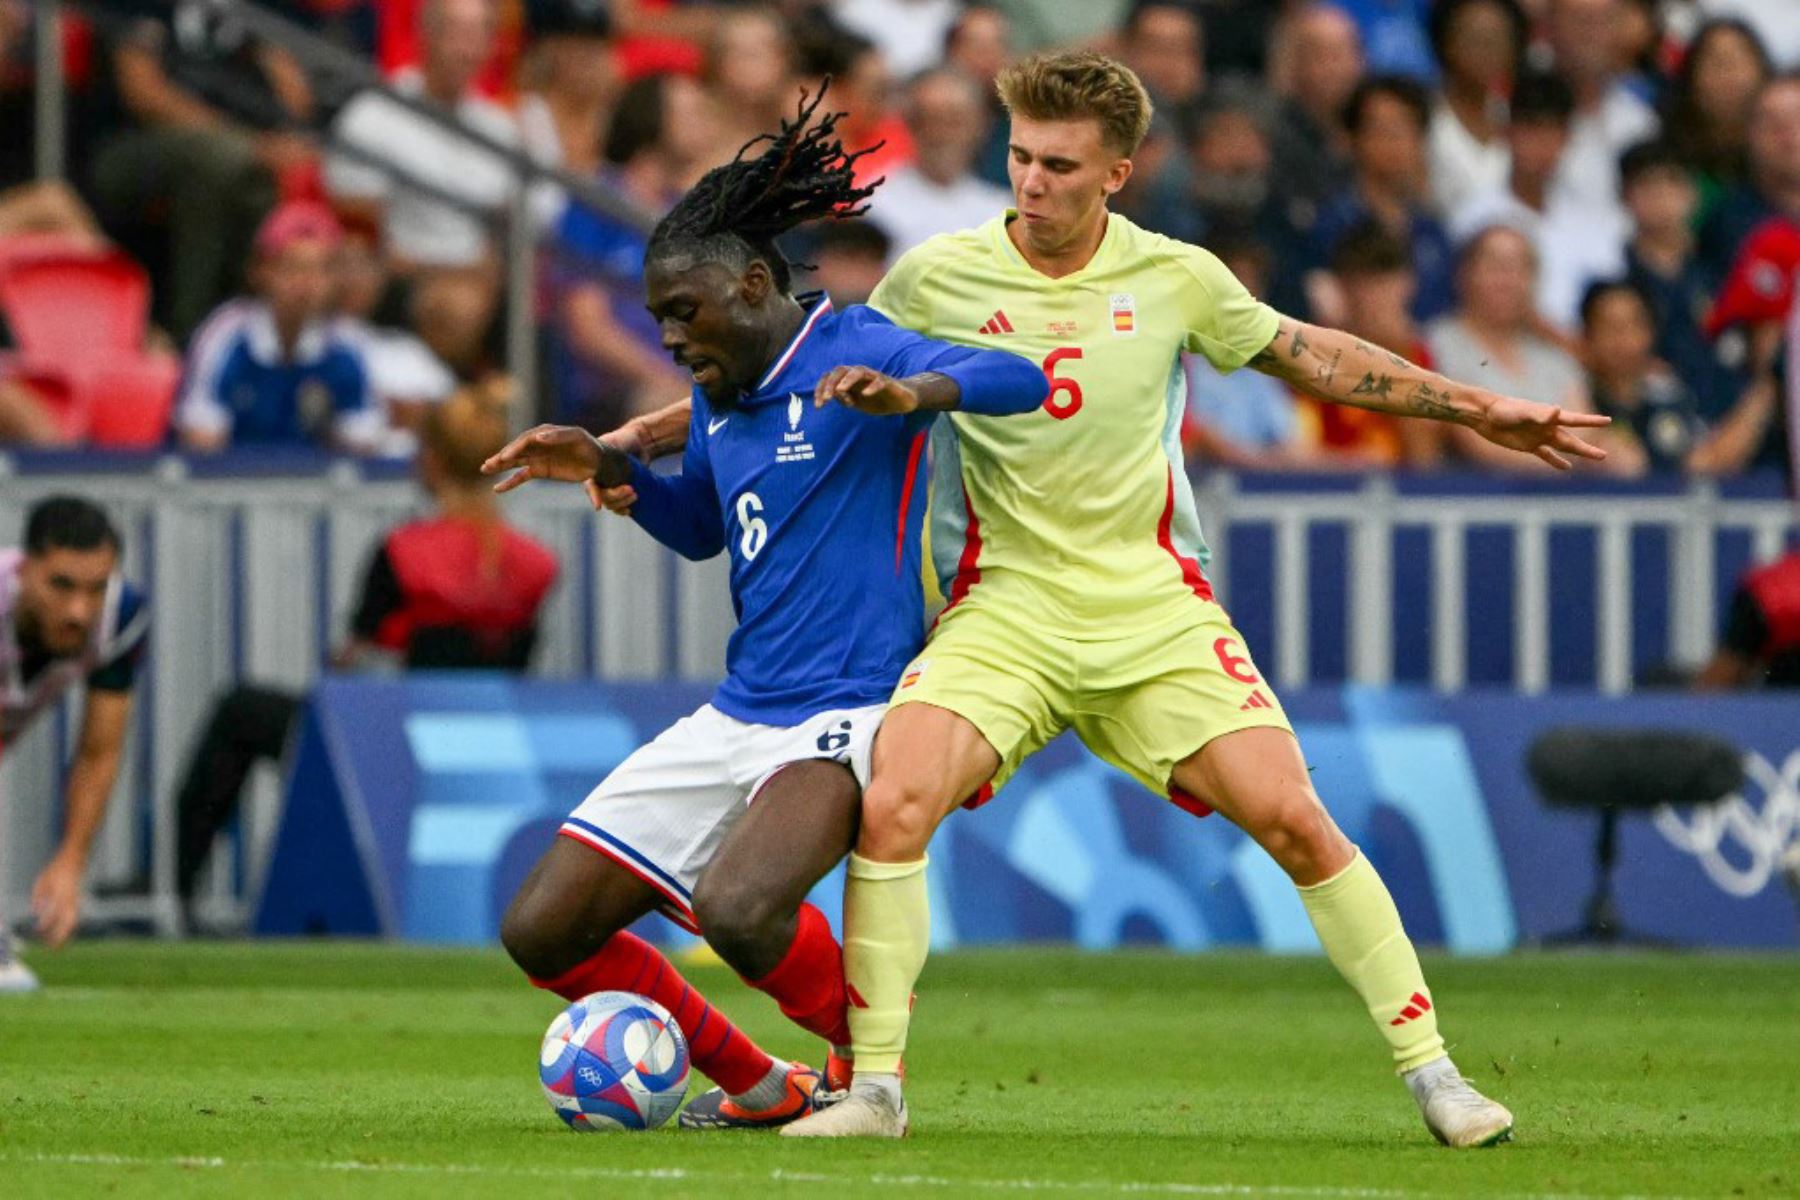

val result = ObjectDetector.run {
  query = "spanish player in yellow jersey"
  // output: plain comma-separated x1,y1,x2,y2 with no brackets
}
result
769,53,1619,1146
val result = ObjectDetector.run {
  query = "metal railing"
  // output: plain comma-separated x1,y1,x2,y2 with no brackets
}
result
1197,474,1796,695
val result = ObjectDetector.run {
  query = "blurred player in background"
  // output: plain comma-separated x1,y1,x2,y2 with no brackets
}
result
1,497,147,991
486,89,1046,1131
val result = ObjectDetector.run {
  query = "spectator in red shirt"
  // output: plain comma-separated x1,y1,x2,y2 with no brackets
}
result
172,381,558,922
809,32,913,191
1698,550,1800,687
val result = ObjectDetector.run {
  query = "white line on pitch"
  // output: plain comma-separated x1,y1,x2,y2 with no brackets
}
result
1,1151,1696,1200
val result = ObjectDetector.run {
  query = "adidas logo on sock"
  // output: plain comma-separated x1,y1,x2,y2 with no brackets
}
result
1389,991,1433,1026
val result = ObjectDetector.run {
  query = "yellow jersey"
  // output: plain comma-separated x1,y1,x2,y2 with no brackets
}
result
870,210,1280,636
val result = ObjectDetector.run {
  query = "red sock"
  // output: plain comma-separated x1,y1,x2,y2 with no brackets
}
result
746,902,852,1049
531,931,775,1095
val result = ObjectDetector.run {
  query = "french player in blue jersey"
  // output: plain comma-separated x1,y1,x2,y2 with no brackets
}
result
483,90,1047,1130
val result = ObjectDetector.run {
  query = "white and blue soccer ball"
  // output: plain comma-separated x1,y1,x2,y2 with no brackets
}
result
539,990,690,1131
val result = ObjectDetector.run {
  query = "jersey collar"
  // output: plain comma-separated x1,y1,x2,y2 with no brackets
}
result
753,293,832,395
993,208,1121,284
245,302,333,367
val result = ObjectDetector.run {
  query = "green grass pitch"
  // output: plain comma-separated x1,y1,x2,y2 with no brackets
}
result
1,942,1795,1197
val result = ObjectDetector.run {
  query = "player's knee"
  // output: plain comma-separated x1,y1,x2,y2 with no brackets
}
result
858,776,941,858
1254,791,1345,882
691,876,784,966
500,889,567,981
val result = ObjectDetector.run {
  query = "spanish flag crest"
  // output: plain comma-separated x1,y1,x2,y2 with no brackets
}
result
1110,293,1136,336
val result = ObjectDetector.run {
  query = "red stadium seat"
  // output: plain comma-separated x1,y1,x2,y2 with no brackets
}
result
83,358,182,448
0,236,178,445
0,365,87,441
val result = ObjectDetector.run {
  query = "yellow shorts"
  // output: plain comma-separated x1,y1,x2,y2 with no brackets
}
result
890,595,1292,808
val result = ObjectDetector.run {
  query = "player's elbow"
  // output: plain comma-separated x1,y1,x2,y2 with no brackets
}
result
674,531,725,561
992,355,1051,414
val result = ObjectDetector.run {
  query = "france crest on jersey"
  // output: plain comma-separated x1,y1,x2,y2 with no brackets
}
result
623,295,1046,725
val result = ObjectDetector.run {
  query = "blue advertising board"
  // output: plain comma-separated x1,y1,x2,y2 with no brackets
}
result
254,678,1800,951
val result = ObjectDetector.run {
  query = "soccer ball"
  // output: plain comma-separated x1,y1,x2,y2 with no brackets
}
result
538,991,690,1131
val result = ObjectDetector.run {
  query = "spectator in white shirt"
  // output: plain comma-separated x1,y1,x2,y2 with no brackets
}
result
1544,0,1661,226
325,0,526,273
831,0,961,80
1454,70,1628,332
865,68,1013,263
333,225,458,457
1426,0,1528,218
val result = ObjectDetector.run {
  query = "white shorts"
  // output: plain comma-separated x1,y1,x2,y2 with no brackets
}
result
559,702,884,932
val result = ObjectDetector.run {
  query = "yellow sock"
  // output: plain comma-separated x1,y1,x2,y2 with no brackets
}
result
1298,850,1446,1073
843,852,929,1075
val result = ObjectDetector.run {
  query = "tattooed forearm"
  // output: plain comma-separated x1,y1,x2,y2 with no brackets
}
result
1248,318,1484,426
1405,381,1463,422
1316,348,1343,389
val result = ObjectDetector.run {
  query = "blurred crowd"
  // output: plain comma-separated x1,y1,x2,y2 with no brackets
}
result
0,0,1798,482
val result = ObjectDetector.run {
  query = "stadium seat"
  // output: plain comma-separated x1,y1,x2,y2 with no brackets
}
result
83,358,182,447
0,367,87,442
0,236,178,445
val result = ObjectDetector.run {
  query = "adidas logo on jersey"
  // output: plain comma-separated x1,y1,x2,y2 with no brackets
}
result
977,310,1015,335
1239,690,1274,711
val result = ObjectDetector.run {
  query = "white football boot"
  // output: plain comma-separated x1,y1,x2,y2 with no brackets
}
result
780,1074,907,1138
1404,1056,1514,1147
0,928,40,994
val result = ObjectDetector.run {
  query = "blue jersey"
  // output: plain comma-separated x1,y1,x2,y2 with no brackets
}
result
177,300,383,450
625,296,1046,726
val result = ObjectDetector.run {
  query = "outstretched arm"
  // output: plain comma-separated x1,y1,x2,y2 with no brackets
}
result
1246,317,1612,471
589,398,694,516
815,339,1049,417
482,423,723,558
31,690,132,948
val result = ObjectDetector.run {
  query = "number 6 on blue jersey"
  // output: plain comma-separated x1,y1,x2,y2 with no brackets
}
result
735,492,768,561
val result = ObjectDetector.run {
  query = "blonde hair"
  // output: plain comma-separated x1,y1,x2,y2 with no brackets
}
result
425,378,512,485
995,52,1155,156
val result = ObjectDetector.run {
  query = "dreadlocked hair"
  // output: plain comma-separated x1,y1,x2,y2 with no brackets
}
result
645,82,881,292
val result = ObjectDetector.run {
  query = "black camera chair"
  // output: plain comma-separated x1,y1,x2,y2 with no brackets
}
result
1526,727,1744,945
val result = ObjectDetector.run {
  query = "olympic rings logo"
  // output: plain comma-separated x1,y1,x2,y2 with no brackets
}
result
1652,751,1800,898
